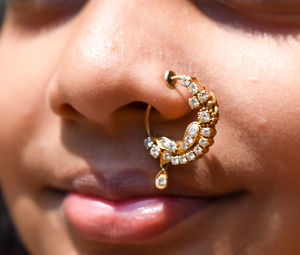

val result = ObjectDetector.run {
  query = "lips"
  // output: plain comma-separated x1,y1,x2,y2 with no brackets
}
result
63,192,215,243
57,160,243,244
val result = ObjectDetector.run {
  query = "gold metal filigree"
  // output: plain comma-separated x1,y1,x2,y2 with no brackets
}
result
144,71,219,190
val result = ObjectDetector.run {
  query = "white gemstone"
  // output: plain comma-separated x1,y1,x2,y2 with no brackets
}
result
185,135,194,145
193,145,203,155
187,151,196,161
171,156,179,165
179,155,188,164
150,146,160,158
188,97,200,109
156,174,167,189
182,143,188,150
161,137,170,148
199,111,210,123
189,82,199,95
144,137,153,148
162,152,171,163
182,75,191,87
169,141,177,153
161,137,177,153
202,128,211,137
199,138,208,147
188,124,199,137
197,90,209,103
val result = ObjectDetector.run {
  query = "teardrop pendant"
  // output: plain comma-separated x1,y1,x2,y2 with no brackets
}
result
155,168,168,190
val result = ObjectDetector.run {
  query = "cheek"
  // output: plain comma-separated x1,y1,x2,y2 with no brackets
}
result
204,28,300,180
0,24,71,177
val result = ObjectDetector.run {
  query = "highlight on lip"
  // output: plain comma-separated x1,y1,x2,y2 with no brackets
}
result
63,192,213,243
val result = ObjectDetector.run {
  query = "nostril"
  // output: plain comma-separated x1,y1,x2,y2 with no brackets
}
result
115,101,150,114
127,102,149,111
57,103,83,120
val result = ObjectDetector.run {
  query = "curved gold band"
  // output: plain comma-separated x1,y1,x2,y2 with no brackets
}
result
145,104,152,137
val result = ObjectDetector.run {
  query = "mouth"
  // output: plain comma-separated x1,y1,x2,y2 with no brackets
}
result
63,192,232,244
50,146,247,244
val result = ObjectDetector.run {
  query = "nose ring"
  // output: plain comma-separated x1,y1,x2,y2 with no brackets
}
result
144,71,219,190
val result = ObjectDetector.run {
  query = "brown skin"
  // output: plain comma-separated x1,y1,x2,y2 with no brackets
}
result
1,0,300,254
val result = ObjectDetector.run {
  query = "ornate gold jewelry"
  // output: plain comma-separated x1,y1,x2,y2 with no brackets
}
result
144,71,219,190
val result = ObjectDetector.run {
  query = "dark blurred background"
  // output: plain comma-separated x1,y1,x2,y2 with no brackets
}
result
0,1,29,254
0,0,4,25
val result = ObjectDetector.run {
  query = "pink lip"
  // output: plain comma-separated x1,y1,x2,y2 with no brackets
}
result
63,192,213,243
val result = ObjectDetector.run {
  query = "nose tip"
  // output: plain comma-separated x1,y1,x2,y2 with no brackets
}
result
47,0,193,124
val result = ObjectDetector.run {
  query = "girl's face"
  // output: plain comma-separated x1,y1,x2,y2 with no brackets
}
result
1,0,300,254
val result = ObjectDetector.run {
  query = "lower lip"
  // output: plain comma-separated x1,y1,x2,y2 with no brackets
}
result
63,193,213,243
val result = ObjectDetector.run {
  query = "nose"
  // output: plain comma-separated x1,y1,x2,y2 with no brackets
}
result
48,0,195,124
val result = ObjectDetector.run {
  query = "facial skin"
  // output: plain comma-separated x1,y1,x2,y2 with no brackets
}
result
0,0,300,254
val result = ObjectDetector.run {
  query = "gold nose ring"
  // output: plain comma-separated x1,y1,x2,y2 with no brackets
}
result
144,71,219,190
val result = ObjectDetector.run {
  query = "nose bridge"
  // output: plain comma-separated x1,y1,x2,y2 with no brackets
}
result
81,2,167,76
49,0,191,123
72,1,157,73
67,0,186,77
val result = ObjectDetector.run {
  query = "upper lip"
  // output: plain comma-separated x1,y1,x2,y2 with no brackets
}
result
50,162,243,201
47,118,245,201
